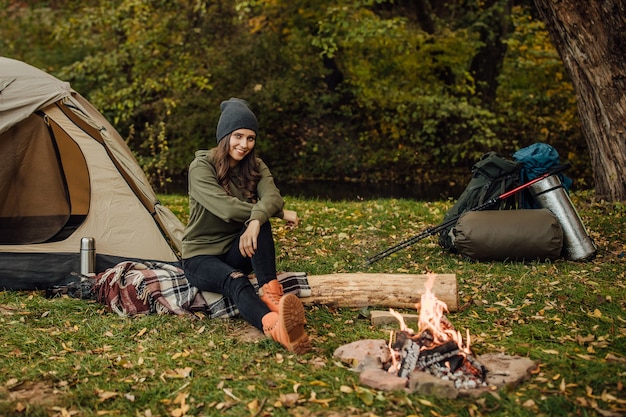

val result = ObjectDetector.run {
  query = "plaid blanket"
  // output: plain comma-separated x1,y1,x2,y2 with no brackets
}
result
94,261,310,319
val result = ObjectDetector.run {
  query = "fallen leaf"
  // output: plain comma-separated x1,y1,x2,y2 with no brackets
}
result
247,398,259,412
162,367,193,379
591,309,602,318
278,393,299,407
96,390,119,402
606,353,626,363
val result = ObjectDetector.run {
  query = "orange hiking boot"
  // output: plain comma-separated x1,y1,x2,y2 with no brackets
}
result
262,294,311,354
259,279,283,313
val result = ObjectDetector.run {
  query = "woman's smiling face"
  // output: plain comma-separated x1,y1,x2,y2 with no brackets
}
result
228,128,256,167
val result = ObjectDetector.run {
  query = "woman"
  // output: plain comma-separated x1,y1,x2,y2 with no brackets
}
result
182,98,311,354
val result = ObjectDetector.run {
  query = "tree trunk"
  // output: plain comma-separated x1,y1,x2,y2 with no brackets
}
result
469,0,513,106
533,0,626,201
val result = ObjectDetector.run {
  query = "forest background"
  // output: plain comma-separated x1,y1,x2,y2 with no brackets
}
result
0,0,590,196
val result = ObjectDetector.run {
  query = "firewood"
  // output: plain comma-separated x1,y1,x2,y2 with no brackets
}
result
301,273,458,311
370,310,419,326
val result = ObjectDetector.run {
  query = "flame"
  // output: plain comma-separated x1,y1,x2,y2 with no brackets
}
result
387,331,400,374
390,273,472,354
386,274,485,381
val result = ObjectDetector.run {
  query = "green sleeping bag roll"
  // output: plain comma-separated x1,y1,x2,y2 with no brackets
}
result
451,209,563,261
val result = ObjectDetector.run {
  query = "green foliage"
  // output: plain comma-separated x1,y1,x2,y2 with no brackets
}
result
297,2,500,182
50,0,219,178
129,121,172,191
496,6,590,183
1,0,593,192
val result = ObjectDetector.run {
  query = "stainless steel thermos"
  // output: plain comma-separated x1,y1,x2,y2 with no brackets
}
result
529,175,597,261
80,237,96,276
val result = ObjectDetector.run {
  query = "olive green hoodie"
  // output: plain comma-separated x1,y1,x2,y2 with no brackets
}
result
182,149,285,259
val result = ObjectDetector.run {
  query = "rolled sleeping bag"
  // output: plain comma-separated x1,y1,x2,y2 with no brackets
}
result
451,209,563,261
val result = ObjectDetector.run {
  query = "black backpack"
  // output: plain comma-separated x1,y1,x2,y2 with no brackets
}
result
438,152,522,250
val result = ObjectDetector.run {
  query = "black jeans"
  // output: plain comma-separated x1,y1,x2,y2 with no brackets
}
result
183,221,277,330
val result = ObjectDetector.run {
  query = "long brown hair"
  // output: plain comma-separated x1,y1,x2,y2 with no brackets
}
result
215,136,262,202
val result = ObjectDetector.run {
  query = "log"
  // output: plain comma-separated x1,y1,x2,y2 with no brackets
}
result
301,273,458,312
370,310,418,326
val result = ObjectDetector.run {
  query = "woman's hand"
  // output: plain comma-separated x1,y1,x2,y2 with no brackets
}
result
283,209,299,227
240,219,260,257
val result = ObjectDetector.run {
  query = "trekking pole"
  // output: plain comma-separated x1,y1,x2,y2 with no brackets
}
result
364,163,571,266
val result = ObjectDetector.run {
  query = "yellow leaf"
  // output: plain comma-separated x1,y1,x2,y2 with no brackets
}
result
173,392,188,404
247,399,259,412
310,380,327,386
309,397,335,407
541,349,559,355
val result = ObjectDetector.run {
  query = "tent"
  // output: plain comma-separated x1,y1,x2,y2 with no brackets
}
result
0,57,184,290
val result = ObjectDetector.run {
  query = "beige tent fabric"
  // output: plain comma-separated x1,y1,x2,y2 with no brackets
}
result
0,57,73,135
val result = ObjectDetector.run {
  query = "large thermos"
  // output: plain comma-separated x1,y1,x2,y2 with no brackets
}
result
80,237,96,276
528,175,597,261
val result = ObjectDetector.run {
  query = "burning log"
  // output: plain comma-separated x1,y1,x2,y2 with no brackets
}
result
416,340,462,370
302,273,458,311
398,337,420,378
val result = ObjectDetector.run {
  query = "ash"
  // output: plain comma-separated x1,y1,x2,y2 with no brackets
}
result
426,362,488,390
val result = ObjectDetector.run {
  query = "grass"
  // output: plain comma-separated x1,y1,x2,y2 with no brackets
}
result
1,192,624,417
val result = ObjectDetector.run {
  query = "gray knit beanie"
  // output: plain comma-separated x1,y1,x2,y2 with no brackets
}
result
215,98,258,143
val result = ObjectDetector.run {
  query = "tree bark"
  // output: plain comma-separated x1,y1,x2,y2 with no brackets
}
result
533,0,626,201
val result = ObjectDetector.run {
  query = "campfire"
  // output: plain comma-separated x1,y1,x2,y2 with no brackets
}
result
385,274,487,390
332,273,538,397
